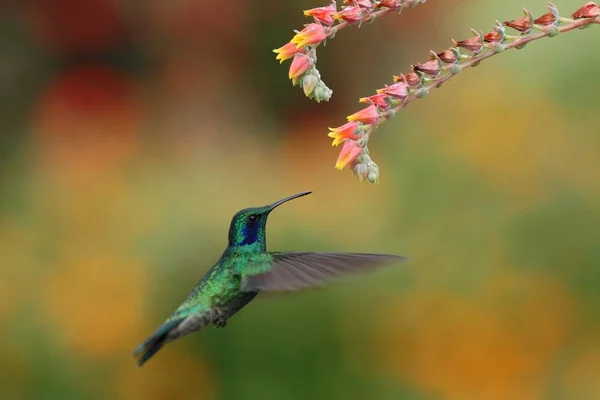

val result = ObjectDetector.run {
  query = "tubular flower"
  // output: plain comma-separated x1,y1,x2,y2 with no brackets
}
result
572,2,600,18
273,42,306,64
290,23,328,48
359,94,389,108
347,105,380,125
288,54,312,81
377,82,408,99
335,140,362,170
328,121,361,146
334,6,363,24
344,0,374,10
304,5,336,26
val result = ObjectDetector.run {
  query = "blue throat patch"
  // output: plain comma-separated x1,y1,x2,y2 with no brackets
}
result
240,224,258,246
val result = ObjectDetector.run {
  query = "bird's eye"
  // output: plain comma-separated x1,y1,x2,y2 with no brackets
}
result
248,215,258,223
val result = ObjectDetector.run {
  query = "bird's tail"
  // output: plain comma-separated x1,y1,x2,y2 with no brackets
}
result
133,318,183,367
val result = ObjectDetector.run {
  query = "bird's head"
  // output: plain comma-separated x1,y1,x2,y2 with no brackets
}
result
227,191,312,250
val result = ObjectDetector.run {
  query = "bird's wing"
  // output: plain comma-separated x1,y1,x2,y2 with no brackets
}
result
240,252,406,292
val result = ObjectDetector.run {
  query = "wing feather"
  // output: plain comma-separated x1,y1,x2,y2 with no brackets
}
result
241,252,406,292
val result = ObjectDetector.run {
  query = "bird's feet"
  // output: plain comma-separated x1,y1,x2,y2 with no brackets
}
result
212,311,229,328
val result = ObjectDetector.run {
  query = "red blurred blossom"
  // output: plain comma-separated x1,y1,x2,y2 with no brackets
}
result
328,121,361,146
377,82,408,99
503,16,532,33
335,140,362,170
334,6,363,23
484,32,503,43
347,105,380,125
534,12,556,26
304,5,336,26
454,35,483,53
22,0,124,53
33,65,141,171
291,23,328,48
572,2,600,19
288,54,312,80
273,42,306,63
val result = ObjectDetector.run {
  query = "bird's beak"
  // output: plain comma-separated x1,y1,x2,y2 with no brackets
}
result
268,191,312,211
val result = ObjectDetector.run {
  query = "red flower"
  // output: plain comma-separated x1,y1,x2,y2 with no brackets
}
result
454,35,483,53
334,6,363,23
483,32,502,43
347,105,380,125
335,140,362,170
503,16,532,33
288,54,311,80
291,23,328,48
534,12,556,26
572,2,600,19
328,121,360,146
303,5,336,26
359,94,389,108
437,49,458,63
377,82,408,99
344,0,373,10
273,42,305,63
413,59,440,76
393,73,421,88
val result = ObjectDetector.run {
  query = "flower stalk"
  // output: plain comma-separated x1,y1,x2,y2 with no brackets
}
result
273,0,428,103
323,2,598,183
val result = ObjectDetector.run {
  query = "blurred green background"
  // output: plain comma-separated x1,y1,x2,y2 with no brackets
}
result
1,0,599,399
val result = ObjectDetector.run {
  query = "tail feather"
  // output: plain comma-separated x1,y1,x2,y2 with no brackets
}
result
133,319,182,367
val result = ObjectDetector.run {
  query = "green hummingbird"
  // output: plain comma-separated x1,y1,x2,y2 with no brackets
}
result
133,191,405,366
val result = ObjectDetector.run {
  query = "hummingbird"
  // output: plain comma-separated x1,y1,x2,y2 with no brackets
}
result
133,191,405,366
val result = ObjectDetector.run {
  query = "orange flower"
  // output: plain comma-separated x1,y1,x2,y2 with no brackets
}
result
347,104,380,125
273,42,305,64
335,140,362,170
334,6,363,23
288,54,311,80
304,5,336,26
290,23,328,48
328,121,360,146
572,2,600,19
